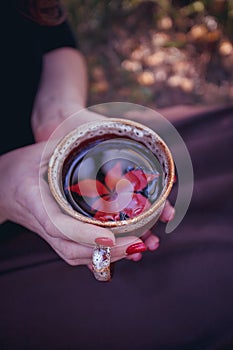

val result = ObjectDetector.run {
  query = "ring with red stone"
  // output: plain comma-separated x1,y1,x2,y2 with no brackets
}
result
92,246,111,282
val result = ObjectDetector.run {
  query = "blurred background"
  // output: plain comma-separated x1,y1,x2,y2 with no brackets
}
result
64,0,233,109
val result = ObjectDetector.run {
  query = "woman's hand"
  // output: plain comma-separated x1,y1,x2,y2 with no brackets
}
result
0,142,174,265
0,142,175,265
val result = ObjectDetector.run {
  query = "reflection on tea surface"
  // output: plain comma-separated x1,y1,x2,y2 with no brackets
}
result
63,137,164,221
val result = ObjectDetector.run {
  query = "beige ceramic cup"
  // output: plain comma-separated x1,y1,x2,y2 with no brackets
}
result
48,118,174,281
48,118,175,238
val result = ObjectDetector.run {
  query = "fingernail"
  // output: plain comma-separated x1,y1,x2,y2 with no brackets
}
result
95,237,115,247
126,242,147,255
165,208,175,222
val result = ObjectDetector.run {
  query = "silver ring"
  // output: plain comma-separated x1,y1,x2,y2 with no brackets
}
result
92,245,111,282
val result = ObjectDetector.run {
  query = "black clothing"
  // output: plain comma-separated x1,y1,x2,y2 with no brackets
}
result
1,3,76,155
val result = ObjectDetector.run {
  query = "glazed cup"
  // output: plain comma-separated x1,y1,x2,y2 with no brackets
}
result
48,118,175,239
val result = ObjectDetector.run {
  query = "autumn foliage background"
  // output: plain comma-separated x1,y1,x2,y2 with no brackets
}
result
64,0,233,109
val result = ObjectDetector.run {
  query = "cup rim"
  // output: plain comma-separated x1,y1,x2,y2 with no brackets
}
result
48,118,175,228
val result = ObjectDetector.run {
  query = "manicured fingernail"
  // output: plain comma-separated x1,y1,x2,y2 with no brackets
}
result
95,237,115,247
126,242,147,255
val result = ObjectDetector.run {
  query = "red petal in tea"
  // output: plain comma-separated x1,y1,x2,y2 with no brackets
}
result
69,179,109,197
123,168,147,192
124,193,151,217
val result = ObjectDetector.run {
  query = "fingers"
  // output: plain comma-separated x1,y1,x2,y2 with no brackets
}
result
124,230,160,261
111,236,146,263
47,235,147,266
39,179,159,265
125,253,143,262
40,191,173,266
141,230,160,251
159,200,175,223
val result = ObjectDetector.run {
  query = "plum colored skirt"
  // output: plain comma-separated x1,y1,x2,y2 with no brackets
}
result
1,105,233,350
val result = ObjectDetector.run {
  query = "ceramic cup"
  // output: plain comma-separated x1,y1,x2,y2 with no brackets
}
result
48,118,175,240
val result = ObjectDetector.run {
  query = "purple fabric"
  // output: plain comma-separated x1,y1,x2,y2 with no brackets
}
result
0,106,233,350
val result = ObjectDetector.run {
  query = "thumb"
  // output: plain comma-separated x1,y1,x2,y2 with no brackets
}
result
53,213,116,247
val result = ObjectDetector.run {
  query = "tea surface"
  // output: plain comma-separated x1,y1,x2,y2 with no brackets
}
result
63,137,164,221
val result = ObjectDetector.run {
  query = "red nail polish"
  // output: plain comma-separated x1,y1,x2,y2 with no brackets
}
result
95,237,114,247
126,242,147,255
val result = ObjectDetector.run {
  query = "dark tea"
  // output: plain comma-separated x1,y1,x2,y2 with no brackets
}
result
62,135,164,222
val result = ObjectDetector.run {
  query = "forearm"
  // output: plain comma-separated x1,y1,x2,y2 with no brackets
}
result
39,47,87,106
32,47,88,140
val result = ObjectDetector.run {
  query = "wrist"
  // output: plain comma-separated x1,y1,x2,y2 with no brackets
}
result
32,99,85,142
